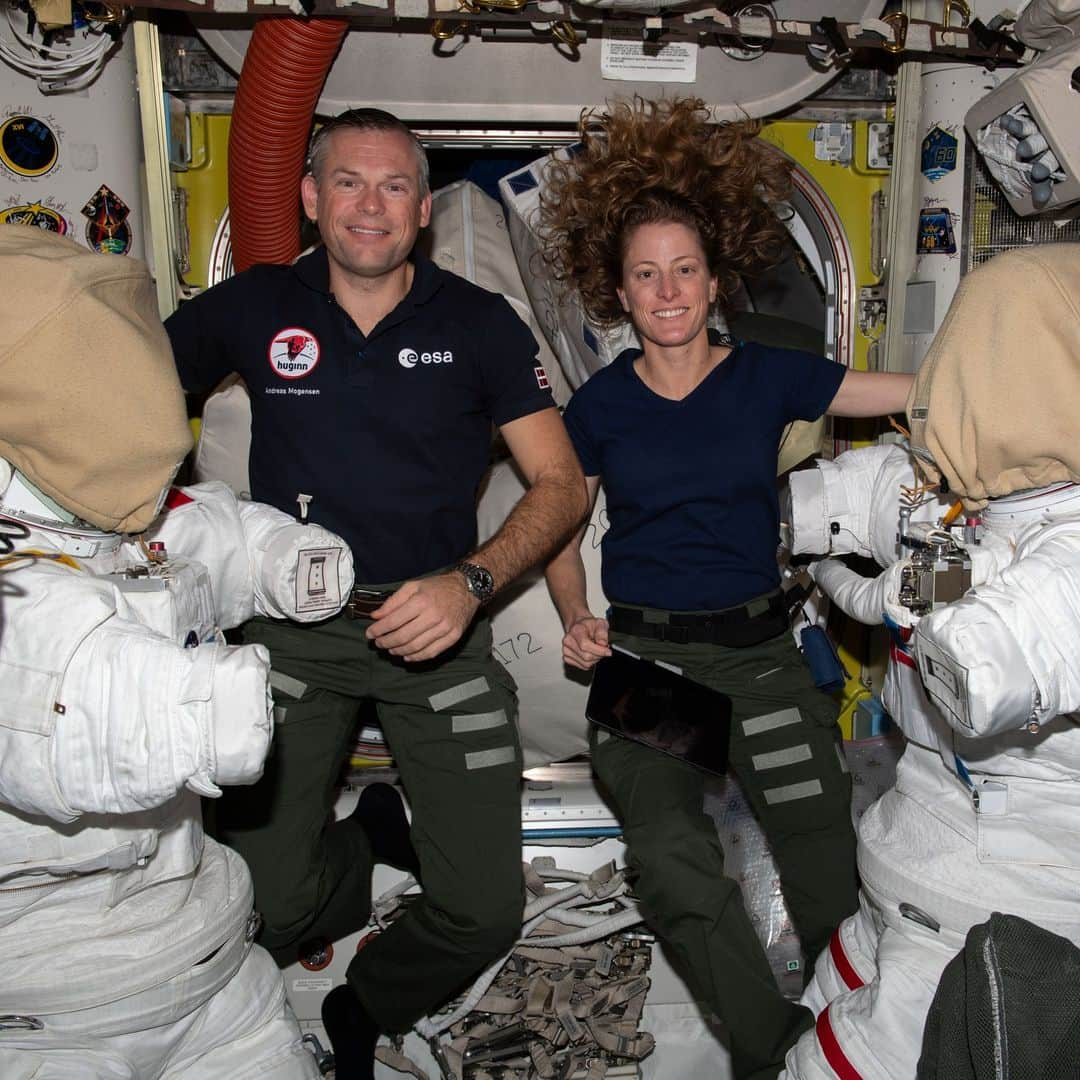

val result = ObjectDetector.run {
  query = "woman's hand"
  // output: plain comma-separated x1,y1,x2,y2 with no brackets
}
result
562,614,612,670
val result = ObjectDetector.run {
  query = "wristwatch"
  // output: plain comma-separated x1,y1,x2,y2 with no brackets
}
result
455,561,496,604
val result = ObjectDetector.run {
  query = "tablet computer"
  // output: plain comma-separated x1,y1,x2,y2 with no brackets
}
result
586,646,733,775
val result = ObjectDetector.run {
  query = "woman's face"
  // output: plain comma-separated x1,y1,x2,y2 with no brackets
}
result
616,221,718,352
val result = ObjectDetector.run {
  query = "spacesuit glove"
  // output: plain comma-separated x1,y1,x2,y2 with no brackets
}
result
810,556,915,628
180,641,273,796
788,444,917,561
237,499,355,623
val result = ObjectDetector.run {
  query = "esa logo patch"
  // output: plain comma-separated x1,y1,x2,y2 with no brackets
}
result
268,328,321,378
398,347,454,369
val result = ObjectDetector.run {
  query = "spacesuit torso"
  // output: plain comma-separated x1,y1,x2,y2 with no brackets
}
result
782,442,1080,1080
1,544,245,1015
862,482,1080,944
0,478,350,1076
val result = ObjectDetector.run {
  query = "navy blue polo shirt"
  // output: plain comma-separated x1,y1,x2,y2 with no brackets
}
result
165,248,554,582
563,339,845,611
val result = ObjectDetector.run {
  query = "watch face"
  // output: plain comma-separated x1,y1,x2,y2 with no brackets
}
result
459,562,494,599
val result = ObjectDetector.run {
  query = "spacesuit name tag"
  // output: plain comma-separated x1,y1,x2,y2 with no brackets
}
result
295,547,342,615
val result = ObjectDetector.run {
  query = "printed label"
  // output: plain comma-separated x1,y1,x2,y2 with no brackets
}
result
601,26,697,83
295,546,342,615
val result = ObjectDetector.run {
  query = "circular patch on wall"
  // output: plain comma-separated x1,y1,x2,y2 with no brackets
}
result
0,115,60,177
0,201,69,233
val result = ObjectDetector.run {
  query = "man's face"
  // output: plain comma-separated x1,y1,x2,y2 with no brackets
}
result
301,127,431,285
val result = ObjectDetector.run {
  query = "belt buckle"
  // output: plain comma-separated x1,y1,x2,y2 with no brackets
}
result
662,624,691,645
345,586,391,620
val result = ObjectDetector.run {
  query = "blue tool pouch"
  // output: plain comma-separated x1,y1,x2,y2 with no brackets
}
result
800,624,848,693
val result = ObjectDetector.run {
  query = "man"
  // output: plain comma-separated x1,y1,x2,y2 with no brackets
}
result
165,108,588,1075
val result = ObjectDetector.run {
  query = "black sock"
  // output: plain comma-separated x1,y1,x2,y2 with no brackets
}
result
348,783,421,877
322,984,378,1080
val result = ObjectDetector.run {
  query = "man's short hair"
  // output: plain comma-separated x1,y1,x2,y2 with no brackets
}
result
306,108,430,196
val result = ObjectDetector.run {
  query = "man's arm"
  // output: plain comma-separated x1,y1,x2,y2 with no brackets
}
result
473,408,589,588
367,407,588,662
827,370,914,418
163,287,236,396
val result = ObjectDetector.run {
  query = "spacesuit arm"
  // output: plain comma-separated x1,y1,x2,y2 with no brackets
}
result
788,443,916,627
915,522,1080,737
236,498,355,622
809,557,914,628
809,532,1011,630
144,482,354,626
787,443,916,561
52,619,273,816
0,574,272,823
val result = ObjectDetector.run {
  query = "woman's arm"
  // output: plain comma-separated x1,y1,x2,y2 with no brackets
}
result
544,475,611,670
827,369,914,419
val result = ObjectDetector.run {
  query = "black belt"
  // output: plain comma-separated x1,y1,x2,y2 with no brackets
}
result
608,589,789,647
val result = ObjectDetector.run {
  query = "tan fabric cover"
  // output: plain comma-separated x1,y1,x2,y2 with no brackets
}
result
907,243,1080,511
1015,0,1080,50
0,227,192,533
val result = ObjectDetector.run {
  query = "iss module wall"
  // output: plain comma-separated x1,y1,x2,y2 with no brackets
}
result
888,0,1080,373
0,18,147,259
195,0,889,126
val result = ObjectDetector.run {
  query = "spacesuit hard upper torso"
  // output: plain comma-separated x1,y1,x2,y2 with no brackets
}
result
0,544,247,1015
860,485,1080,943
781,440,1080,1080
0,479,351,1077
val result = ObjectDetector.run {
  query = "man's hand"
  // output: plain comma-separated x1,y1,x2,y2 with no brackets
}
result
365,573,480,662
562,615,612,671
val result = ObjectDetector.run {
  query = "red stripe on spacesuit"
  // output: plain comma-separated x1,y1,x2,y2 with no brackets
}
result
890,643,916,669
816,1005,863,1080
829,929,864,991
163,488,194,510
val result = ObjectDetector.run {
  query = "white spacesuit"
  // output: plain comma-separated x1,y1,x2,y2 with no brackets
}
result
0,227,354,1078
780,242,1080,1079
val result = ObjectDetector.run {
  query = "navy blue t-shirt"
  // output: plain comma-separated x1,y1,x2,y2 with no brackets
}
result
563,340,845,611
165,248,554,582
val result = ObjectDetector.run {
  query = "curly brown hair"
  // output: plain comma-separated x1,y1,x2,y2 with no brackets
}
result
538,97,793,326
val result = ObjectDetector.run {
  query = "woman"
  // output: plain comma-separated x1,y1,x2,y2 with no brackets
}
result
541,99,912,1080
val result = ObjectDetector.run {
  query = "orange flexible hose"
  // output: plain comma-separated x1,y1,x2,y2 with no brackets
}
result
227,17,348,272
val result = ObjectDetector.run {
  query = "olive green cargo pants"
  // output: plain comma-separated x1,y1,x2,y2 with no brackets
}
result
595,623,859,1080
214,610,524,1034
